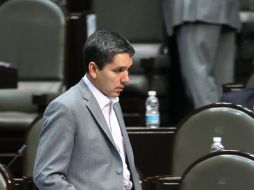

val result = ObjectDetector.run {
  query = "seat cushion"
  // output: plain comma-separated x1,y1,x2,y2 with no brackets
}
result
0,81,64,112
0,112,38,132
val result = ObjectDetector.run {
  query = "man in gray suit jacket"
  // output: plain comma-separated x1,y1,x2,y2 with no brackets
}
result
33,30,142,190
163,0,241,108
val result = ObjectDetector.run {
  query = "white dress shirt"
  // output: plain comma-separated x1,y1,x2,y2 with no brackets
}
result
83,75,132,190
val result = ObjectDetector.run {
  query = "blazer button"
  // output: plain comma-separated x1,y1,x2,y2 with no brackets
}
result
116,168,122,174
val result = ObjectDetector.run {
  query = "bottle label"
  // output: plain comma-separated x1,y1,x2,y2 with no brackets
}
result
146,114,160,124
210,143,224,152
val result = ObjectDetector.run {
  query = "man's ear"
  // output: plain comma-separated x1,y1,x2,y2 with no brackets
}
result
88,62,98,79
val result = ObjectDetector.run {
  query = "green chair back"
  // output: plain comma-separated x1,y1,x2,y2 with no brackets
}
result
181,151,254,190
172,103,254,176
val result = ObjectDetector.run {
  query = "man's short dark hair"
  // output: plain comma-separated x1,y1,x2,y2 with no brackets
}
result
83,30,135,72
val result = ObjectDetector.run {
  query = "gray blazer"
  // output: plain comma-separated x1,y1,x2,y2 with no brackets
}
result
33,79,141,190
163,0,241,35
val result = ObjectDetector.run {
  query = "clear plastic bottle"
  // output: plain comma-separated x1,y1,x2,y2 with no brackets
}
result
145,91,160,128
210,137,224,152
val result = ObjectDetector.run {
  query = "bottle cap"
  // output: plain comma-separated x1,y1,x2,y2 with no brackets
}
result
148,91,156,96
213,137,222,143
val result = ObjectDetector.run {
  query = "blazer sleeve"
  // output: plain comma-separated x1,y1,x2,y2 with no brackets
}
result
33,101,77,190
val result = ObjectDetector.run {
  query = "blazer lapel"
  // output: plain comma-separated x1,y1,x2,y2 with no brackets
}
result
114,103,134,163
77,80,116,147
114,103,139,188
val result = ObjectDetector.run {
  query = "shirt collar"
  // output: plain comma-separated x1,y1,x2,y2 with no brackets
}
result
83,75,119,109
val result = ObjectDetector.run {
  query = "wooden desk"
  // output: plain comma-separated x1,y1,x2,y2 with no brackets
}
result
127,127,176,177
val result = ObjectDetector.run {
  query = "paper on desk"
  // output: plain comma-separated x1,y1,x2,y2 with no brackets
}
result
0,61,11,68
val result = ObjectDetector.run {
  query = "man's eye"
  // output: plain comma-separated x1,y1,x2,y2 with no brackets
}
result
113,68,125,73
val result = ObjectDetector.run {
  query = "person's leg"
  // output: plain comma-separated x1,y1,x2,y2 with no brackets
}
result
176,23,222,108
214,30,236,98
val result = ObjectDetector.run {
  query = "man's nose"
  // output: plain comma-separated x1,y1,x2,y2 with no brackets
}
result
121,72,130,84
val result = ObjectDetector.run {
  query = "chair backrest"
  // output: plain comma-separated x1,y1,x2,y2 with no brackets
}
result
0,0,66,81
172,103,254,176
246,72,254,88
93,0,164,43
180,150,254,190
239,0,253,11
0,163,15,190
0,0,67,112
23,118,42,177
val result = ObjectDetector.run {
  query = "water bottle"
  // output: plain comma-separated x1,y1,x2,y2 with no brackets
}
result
210,137,224,152
145,91,160,128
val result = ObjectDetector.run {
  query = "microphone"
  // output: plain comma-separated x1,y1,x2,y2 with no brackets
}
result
7,144,27,168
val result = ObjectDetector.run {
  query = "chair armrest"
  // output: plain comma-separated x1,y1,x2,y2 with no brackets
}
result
222,83,245,93
145,176,181,190
0,65,17,89
14,176,38,190
32,93,56,112
140,58,155,88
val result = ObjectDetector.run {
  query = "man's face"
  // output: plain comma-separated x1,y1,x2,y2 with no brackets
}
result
91,53,133,97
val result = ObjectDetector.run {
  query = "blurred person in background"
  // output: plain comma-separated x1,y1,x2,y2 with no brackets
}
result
163,0,241,108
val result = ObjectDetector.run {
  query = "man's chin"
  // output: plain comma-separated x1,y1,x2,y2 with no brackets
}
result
112,91,121,97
